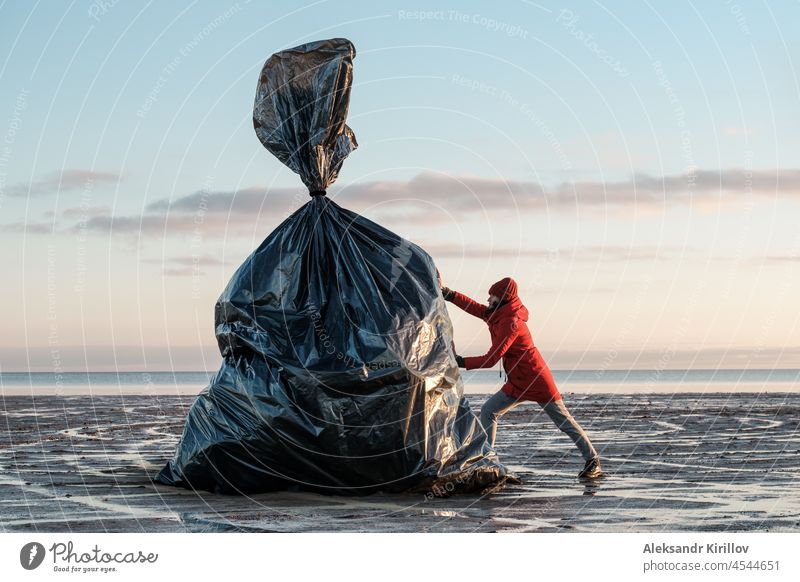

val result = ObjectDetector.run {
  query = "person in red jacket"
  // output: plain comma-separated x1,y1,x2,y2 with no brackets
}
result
442,277,602,479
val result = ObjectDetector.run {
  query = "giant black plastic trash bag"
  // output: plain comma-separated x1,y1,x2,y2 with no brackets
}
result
155,38,511,495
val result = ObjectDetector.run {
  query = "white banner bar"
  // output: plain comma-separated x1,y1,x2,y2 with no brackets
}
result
2,532,799,581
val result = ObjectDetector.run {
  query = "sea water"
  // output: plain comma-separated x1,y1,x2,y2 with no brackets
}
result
1,369,798,396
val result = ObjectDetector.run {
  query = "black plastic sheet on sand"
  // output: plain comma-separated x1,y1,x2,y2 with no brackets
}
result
154,38,511,495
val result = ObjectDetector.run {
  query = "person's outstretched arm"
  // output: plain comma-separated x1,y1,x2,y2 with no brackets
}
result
442,287,487,319
462,319,519,369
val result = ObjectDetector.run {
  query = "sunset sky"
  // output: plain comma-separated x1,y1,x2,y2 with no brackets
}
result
1,1,799,372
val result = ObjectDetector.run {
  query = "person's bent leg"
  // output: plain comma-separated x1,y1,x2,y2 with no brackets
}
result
479,390,520,447
540,398,598,461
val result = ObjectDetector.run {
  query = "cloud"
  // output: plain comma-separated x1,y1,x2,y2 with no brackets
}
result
72,213,266,238
722,125,760,137
0,221,52,234
142,253,234,276
5,169,121,198
62,205,113,218
335,167,800,216
145,186,293,214
142,254,231,267
333,172,545,216
427,243,700,262
58,186,301,239
143,166,798,225
761,254,800,264
162,267,202,276
555,168,799,205
7,167,799,239
424,243,556,259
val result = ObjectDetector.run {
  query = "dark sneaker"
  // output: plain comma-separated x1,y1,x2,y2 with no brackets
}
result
578,457,603,479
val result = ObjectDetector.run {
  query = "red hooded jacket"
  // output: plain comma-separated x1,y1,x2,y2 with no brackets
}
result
448,290,561,404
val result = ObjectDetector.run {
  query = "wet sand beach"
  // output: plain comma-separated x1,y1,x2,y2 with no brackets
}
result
1,393,799,532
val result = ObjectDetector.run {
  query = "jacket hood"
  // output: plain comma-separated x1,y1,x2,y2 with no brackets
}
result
487,295,528,322
488,277,518,302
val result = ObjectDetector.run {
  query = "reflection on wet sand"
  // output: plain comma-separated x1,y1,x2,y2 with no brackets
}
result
0,393,798,532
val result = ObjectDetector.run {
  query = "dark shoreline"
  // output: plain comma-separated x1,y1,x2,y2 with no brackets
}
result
1,393,799,532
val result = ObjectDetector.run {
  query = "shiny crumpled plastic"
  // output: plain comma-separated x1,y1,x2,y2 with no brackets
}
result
154,38,510,495
253,37,357,193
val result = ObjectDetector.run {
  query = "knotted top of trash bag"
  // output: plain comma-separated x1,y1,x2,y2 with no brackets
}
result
253,38,358,194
